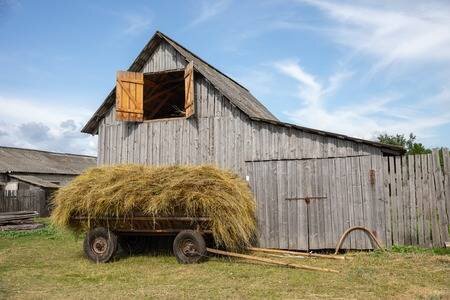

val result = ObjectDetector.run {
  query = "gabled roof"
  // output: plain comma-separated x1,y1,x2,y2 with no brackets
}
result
81,31,278,134
0,146,96,175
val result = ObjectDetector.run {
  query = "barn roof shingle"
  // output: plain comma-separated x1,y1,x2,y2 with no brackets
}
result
0,146,96,175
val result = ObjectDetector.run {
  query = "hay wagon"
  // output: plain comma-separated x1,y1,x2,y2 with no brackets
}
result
70,214,211,264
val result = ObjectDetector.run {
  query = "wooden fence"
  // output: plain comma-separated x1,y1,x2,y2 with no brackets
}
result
0,189,48,216
246,148,450,250
383,149,449,248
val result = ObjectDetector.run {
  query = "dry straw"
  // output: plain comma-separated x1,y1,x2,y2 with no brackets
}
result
51,165,256,250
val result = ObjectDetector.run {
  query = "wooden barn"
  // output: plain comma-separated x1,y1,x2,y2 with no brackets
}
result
82,31,416,251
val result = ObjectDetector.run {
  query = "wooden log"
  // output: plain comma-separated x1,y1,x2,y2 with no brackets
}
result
0,211,39,216
206,248,339,273
249,247,348,260
0,223,44,231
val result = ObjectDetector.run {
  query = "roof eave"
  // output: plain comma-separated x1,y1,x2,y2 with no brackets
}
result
250,117,406,155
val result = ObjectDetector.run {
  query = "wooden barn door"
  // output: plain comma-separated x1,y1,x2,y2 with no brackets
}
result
246,155,385,251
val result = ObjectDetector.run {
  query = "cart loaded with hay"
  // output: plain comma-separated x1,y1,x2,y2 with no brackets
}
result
52,165,340,273
51,165,256,264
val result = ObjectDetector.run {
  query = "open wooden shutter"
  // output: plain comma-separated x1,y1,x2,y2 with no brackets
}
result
116,71,144,122
184,61,195,118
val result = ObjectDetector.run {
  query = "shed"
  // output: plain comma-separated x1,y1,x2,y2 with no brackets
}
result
0,146,96,216
82,31,404,250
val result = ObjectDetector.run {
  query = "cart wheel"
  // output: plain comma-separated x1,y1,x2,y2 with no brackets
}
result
83,227,118,263
173,230,206,264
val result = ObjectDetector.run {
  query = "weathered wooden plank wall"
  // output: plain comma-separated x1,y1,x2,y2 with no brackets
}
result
383,150,450,248
246,150,450,250
246,155,386,250
0,190,47,216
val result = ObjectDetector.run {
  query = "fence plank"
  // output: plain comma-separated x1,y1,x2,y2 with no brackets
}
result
422,154,433,247
360,155,372,249
372,155,386,246
415,155,425,246
383,157,392,248
432,150,448,245
388,157,398,245
401,156,410,244
429,150,440,247
395,157,405,245
408,156,418,245
443,149,450,222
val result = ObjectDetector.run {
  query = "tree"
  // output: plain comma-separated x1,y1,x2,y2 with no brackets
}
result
377,133,431,155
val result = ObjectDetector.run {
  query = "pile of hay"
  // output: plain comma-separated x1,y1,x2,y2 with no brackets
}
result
51,165,256,250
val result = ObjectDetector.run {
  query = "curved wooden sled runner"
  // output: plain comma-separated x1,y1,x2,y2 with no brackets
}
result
334,226,385,255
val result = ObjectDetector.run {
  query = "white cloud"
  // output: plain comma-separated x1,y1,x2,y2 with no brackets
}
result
300,0,450,72
122,13,152,36
190,0,231,26
0,96,97,155
273,60,450,141
273,59,351,105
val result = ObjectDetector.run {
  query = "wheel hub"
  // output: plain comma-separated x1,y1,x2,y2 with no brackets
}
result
181,240,198,256
92,237,108,255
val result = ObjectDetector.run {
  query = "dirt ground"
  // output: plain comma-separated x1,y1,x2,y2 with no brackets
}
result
0,222,449,299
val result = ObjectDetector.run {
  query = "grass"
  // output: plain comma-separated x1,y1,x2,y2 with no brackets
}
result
0,220,449,299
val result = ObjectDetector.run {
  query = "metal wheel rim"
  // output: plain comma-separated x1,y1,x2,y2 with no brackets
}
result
92,237,108,255
180,238,198,257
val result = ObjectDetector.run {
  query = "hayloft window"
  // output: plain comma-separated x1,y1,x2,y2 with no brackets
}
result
115,61,195,122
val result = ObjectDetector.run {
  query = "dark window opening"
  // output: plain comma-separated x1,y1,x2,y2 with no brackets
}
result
143,70,185,120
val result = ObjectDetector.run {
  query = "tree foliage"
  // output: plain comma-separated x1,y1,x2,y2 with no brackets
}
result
377,133,431,155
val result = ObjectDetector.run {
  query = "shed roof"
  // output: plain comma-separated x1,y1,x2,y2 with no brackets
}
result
9,174,60,189
81,31,405,155
0,146,96,175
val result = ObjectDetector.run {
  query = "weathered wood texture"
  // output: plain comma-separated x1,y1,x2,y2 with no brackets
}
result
246,151,450,250
383,150,450,248
115,71,144,122
246,156,386,250
184,61,195,118
97,40,381,176
0,190,48,216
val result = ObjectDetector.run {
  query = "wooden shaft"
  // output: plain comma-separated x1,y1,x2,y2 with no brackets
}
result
206,248,339,273
249,247,347,260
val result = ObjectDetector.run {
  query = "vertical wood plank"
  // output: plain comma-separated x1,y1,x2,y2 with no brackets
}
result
408,155,418,245
415,155,425,246
401,156,411,245
287,160,299,249
382,157,392,247
395,157,405,245
277,160,288,249
421,154,432,247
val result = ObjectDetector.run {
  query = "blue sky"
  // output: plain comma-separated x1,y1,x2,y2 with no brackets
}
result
0,0,449,155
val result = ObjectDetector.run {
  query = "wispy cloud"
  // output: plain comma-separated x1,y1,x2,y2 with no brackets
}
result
273,60,450,141
274,59,352,105
190,0,231,26
121,13,152,36
0,96,96,155
300,0,450,72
